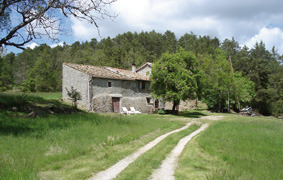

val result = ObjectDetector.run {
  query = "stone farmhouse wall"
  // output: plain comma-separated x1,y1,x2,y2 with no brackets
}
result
136,65,152,76
62,64,154,113
91,78,154,113
62,64,91,109
164,100,197,111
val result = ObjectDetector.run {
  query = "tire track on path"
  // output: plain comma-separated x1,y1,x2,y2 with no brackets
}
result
150,123,209,180
89,122,193,180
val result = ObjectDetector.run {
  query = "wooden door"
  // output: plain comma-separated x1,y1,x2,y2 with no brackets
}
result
155,100,159,109
112,97,120,113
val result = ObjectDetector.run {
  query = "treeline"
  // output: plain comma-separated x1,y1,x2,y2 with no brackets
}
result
0,30,282,115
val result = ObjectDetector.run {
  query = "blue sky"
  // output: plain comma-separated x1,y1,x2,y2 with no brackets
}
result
7,0,283,54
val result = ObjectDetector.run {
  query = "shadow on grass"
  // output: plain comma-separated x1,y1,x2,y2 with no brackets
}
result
0,112,92,137
176,110,208,118
0,125,34,136
0,93,79,116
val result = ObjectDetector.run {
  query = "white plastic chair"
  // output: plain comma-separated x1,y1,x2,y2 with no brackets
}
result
122,107,134,115
130,107,142,114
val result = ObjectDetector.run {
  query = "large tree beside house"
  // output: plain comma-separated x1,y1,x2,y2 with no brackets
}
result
150,48,199,111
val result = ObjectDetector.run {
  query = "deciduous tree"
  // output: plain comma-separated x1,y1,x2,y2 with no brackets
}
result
0,0,117,49
150,48,198,111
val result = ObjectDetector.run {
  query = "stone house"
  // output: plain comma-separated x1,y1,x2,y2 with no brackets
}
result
62,62,156,113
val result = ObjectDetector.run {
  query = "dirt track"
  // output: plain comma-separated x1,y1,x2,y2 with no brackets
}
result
149,123,209,180
89,122,193,180
90,116,221,180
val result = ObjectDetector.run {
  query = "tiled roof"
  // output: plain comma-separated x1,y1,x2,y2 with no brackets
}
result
136,62,153,72
63,62,149,81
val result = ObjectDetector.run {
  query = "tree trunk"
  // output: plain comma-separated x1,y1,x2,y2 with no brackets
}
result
227,90,230,113
229,55,241,111
196,97,198,108
172,102,176,111
172,100,179,114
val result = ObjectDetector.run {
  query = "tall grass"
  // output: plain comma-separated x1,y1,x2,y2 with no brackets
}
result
0,92,65,111
0,112,183,179
176,115,283,179
0,93,184,179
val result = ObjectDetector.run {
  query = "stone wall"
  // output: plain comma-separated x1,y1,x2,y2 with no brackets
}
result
92,94,154,113
92,78,151,97
121,97,154,113
136,65,152,76
91,78,154,113
62,65,154,113
92,94,113,113
62,64,90,109
164,99,197,111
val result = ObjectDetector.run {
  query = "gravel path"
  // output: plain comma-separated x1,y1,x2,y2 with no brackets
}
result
89,122,193,180
149,123,209,180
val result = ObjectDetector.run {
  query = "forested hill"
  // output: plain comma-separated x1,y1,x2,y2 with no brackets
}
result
0,30,282,115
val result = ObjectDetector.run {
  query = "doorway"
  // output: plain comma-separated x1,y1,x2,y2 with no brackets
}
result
112,97,120,113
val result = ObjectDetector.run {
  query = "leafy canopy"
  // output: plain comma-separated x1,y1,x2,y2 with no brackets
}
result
150,48,199,109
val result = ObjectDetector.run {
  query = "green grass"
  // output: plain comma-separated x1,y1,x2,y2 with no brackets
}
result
0,92,72,118
26,92,62,100
0,93,185,179
0,92,62,100
2,93,282,179
116,124,199,180
0,112,184,179
176,115,283,179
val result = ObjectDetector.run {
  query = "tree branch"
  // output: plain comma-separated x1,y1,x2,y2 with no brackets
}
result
0,0,117,49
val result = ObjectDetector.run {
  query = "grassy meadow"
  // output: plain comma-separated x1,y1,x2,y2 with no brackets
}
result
0,92,184,179
0,92,282,179
176,115,283,180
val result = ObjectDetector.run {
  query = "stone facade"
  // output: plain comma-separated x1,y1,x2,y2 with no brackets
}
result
164,100,197,111
62,64,91,110
62,62,154,113
136,63,152,76
91,78,153,113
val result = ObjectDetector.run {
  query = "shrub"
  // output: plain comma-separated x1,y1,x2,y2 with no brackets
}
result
65,86,82,109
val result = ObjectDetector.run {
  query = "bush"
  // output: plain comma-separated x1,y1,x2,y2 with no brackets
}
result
65,86,82,109
157,109,165,114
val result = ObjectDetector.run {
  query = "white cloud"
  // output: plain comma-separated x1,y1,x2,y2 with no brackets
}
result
71,16,98,41
112,0,184,31
54,0,283,55
50,42,64,48
25,42,38,49
244,27,283,54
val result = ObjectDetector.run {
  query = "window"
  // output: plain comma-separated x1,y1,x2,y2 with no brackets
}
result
139,81,146,89
108,81,112,87
146,97,152,104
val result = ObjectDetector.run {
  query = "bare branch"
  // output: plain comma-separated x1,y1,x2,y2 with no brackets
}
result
0,0,117,49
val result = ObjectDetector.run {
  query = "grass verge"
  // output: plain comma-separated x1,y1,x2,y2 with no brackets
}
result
176,115,283,179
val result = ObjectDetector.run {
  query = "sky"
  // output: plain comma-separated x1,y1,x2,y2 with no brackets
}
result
9,0,283,54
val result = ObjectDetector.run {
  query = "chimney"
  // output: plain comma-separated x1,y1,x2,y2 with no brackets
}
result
132,63,136,72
